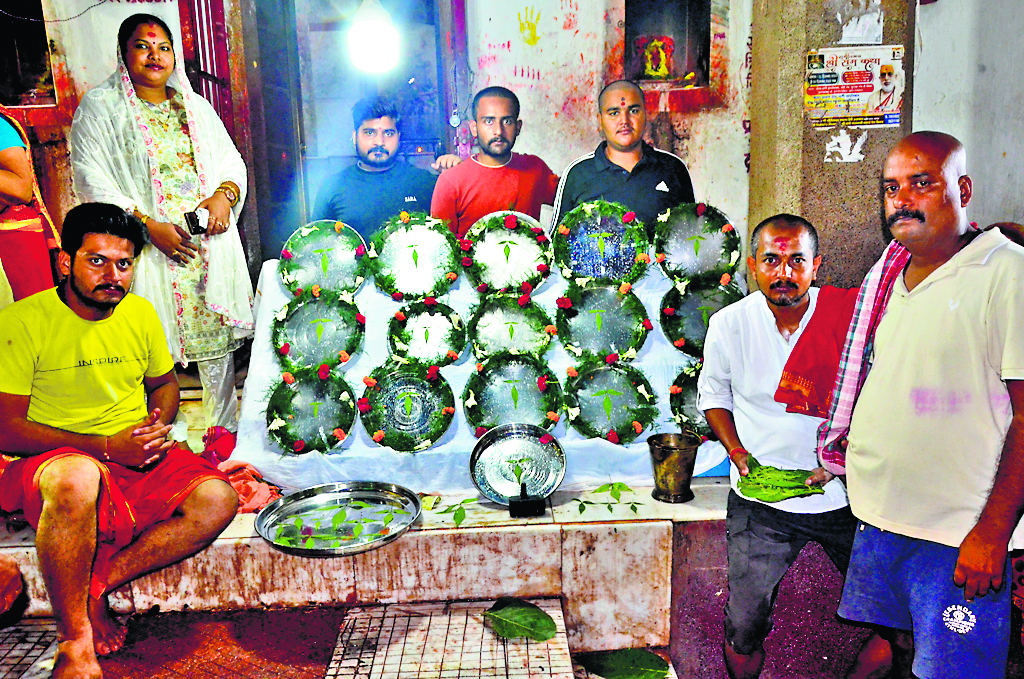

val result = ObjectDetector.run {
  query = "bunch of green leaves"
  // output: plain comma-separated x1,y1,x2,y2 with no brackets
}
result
571,482,643,515
653,202,741,289
358,360,456,452
483,598,556,642
575,649,669,679
659,281,744,358
271,292,365,373
387,300,467,367
461,352,563,431
552,200,650,285
433,497,477,527
272,501,411,550
466,293,554,360
265,370,357,454
554,282,651,362
563,359,659,444
367,211,460,300
736,455,825,502
463,211,553,294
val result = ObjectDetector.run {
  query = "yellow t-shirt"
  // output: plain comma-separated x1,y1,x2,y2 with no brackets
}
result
0,289,175,436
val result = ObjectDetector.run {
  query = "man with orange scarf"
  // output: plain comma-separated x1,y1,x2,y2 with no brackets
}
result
0,203,237,679
0,106,58,303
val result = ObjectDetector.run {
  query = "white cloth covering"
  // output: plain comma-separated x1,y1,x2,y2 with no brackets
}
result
69,56,253,365
697,288,849,513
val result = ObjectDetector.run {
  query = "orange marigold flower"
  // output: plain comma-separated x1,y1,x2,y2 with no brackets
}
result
334,221,344,233
567,366,578,377
446,271,458,281
476,362,484,372
442,406,456,416
720,273,732,286
333,428,347,441
669,384,683,394
635,253,651,264
655,253,666,263
338,350,351,363
722,223,735,232
399,211,410,223
673,338,686,348
546,411,560,422
632,420,643,434
446,350,459,360
282,372,295,384
311,284,321,297
618,282,632,294
544,324,557,335
363,376,378,387
394,311,406,321
557,224,570,235
372,430,385,442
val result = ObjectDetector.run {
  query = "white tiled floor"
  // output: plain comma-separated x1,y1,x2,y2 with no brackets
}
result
326,600,574,679
0,619,56,679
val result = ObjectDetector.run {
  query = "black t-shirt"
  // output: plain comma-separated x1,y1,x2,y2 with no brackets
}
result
552,141,695,235
312,161,438,239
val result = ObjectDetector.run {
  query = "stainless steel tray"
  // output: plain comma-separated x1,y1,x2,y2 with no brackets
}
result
470,423,566,505
255,481,421,556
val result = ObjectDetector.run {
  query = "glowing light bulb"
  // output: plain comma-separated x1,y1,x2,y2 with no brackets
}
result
348,0,400,74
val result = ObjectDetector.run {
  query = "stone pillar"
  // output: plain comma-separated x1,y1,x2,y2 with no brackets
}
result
749,0,916,286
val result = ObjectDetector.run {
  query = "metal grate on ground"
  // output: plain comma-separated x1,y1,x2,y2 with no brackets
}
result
0,619,56,679
326,600,574,679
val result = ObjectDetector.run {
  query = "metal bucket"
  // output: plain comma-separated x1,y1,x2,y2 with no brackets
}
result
647,433,701,503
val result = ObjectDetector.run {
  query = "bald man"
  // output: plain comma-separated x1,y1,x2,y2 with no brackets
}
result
552,80,694,233
837,132,1024,679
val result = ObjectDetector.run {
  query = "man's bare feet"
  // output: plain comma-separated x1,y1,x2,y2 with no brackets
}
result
54,637,102,679
87,593,127,656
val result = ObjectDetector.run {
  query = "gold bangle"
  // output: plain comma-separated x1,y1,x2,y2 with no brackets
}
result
215,185,239,207
138,213,149,227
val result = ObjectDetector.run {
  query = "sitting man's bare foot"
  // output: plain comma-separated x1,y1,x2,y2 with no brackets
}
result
88,593,127,656
54,637,103,679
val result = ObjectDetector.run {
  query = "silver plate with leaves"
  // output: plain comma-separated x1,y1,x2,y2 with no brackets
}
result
278,220,367,294
470,424,566,505
255,481,421,557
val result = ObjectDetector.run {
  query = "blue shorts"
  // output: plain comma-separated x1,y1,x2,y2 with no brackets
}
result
838,523,1010,679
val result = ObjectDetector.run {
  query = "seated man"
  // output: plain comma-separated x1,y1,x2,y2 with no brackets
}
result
312,97,438,239
0,203,237,679
553,80,694,233
431,86,559,237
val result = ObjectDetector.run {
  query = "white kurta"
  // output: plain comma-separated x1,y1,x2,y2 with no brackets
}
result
69,65,253,364
697,288,850,513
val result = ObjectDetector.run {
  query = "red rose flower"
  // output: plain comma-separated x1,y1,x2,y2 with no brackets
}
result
426,365,440,380
280,249,293,260
521,281,533,294
462,256,473,267
536,234,549,244
607,430,619,444
605,353,619,364
357,397,371,413
459,238,473,251
537,263,549,274
642,318,653,331
294,288,303,297
517,293,531,307
477,283,489,293
696,203,707,217
622,211,636,224
424,296,438,306
663,307,675,315
292,439,305,452
355,313,366,325
355,244,366,257
556,296,572,309
539,434,554,445
318,364,330,380
278,342,290,355
537,375,548,392
392,291,403,301
531,227,544,234
503,214,518,229
475,426,488,438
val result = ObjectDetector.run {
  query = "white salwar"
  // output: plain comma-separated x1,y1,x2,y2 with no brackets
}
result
70,55,254,431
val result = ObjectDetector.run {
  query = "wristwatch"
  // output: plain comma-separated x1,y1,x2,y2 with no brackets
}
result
216,184,238,206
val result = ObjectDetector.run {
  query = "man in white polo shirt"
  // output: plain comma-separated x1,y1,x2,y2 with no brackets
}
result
698,214,887,679
838,132,1024,679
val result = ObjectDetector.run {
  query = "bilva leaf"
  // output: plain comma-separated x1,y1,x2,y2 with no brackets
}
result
405,394,413,416
603,395,613,420
425,328,430,343
351,523,363,538
322,252,330,275
332,509,347,530
453,505,467,526
413,249,419,267
483,598,556,641
504,243,511,263
511,384,519,409
575,649,669,679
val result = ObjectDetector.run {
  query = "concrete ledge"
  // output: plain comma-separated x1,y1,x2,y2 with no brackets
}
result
0,480,730,652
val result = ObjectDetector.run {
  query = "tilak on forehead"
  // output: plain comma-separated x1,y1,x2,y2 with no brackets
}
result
147,31,158,37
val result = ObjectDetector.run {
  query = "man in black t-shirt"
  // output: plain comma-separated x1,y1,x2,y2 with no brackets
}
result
312,97,438,239
552,80,694,234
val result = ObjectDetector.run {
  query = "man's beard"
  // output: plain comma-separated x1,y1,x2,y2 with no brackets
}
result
765,281,808,307
478,135,512,160
359,145,395,169
69,273,124,312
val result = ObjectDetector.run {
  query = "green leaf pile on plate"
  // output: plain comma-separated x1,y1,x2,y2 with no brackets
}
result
482,597,556,642
737,455,825,502
575,649,669,679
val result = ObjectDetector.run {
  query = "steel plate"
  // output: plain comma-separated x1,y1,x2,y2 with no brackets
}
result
255,481,421,556
470,423,566,505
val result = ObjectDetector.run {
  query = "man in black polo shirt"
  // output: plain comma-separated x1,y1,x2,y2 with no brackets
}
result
552,80,694,234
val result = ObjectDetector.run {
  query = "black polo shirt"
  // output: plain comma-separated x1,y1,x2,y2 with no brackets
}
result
552,141,695,235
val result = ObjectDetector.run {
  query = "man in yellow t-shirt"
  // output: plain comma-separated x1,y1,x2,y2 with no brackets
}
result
0,203,237,679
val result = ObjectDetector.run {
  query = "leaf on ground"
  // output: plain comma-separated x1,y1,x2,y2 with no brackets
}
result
575,649,669,679
483,597,556,642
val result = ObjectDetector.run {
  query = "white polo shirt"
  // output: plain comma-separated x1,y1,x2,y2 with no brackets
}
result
697,288,850,513
848,230,1024,549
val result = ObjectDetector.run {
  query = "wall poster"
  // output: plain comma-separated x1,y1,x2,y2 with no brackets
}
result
804,45,905,129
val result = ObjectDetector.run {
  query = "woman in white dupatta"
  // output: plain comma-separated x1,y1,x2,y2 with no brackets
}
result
70,13,253,435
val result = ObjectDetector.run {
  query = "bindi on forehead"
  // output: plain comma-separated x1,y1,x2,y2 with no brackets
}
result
147,31,157,38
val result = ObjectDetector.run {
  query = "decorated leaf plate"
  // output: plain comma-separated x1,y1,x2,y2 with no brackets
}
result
462,352,562,434
669,355,712,438
659,281,744,357
272,291,365,372
555,283,650,362
467,292,554,359
278,220,367,294
388,300,466,367
564,360,659,444
552,200,649,285
461,211,553,294
470,424,566,505
358,361,456,452
367,211,460,300
653,203,741,288
256,481,421,556
266,369,357,454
